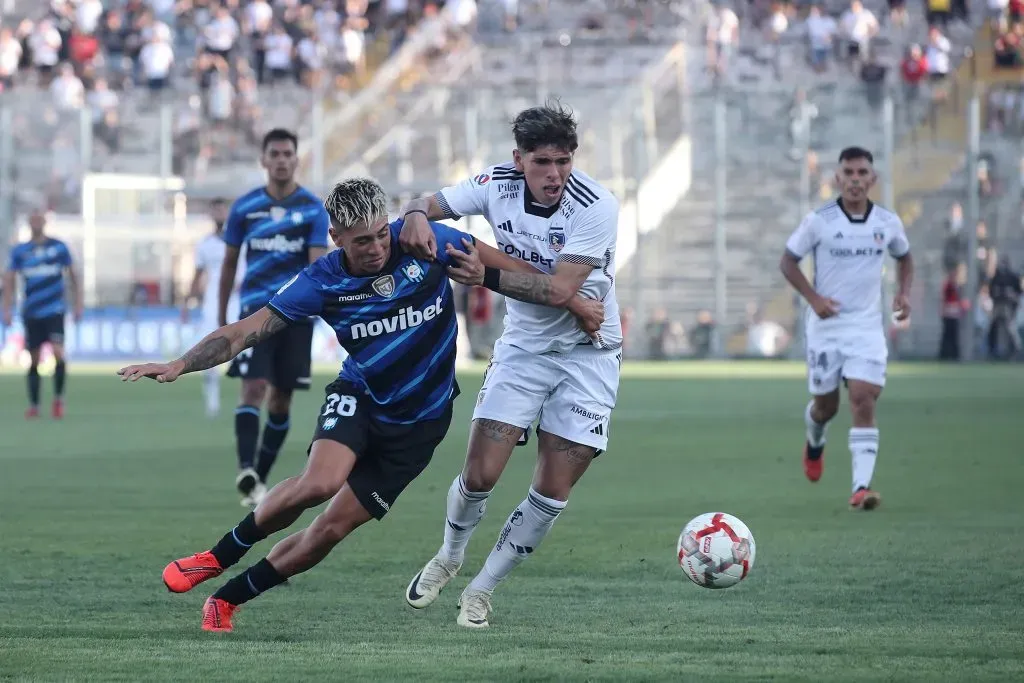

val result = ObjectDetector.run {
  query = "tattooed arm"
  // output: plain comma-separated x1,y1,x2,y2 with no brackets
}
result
493,261,594,308
118,307,288,383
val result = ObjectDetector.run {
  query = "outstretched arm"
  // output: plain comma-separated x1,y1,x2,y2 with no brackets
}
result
118,307,288,382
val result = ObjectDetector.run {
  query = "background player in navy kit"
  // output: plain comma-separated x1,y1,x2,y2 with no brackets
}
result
117,177,603,633
2,209,83,419
219,128,331,507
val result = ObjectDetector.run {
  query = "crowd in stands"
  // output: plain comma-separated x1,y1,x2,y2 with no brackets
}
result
0,0,480,211
991,0,1024,68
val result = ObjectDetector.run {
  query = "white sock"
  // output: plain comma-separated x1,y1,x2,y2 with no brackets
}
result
805,401,829,447
438,474,490,564
468,488,565,593
849,427,879,492
203,369,219,413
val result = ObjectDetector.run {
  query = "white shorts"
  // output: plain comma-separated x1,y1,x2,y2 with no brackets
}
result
805,332,887,395
472,338,621,452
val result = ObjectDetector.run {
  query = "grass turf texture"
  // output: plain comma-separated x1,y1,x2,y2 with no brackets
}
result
0,362,1022,682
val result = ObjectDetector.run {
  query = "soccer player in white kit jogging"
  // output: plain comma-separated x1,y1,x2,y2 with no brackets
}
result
398,103,622,628
181,198,242,417
780,147,914,510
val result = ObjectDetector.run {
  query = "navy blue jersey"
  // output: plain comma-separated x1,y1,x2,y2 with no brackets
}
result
268,219,472,424
7,239,73,320
223,185,330,318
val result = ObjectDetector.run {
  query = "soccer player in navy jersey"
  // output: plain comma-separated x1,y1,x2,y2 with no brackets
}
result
219,128,331,507
117,177,603,633
2,209,83,419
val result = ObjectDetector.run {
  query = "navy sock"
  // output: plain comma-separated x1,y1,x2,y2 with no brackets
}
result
235,406,260,469
256,412,290,482
210,512,268,568
27,365,40,406
212,558,287,606
54,361,66,397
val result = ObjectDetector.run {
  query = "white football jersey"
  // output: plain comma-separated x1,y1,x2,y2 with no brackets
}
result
194,232,242,324
437,163,622,354
785,198,910,337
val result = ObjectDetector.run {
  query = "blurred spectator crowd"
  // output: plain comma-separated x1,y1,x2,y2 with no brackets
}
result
0,0,477,211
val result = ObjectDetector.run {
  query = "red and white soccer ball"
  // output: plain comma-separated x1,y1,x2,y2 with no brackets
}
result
677,512,756,589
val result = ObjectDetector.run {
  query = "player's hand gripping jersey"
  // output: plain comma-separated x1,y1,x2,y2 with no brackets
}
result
435,163,623,353
267,219,473,424
785,199,910,338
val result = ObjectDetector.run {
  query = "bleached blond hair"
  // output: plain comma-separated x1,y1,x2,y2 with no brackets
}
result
323,177,389,231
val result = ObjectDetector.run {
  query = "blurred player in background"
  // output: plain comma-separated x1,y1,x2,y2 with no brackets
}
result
400,102,622,628
180,198,243,418
779,146,914,510
2,209,83,419
218,129,331,507
118,178,603,633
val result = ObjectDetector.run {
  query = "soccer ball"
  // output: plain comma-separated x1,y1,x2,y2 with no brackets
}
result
677,512,756,589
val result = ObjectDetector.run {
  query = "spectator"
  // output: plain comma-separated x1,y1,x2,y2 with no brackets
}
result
900,44,928,104
296,29,325,88
840,0,878,67
939,263,968,360
87,77,121,152
706,3,740,77
925,26,952,81
0,28,22,91
244,0,274,83
787,87,818,159
860,49,888,107
987,256,1022,358
139,30,175,93
202,4,240,64
805,5,837,73
926,0,952,27
50,62,84,111
263,23,295,84
30,19,63,83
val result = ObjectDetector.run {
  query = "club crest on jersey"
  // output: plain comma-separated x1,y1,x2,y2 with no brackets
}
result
292,211,304,224
372,274,396,298
548,226,565,253
270,206,287,222
474,173,490,186
402,261,424,283
873,230,885,244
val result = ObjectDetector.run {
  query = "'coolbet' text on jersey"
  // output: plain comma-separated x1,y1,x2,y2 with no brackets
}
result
786,198,910,338
267,220,471,424
224,186,330,319
7,239,73,319
436,163,623,353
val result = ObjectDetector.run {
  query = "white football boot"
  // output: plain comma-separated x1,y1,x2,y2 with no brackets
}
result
406,555,461,608
456,587,493,629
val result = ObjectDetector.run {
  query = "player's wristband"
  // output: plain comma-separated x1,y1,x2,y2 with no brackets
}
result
404,209,427,219
482,266,501,292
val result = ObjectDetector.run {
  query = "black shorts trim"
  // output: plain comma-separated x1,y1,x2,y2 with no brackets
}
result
226,320,313,390
24,315,65,350
309,379,453,519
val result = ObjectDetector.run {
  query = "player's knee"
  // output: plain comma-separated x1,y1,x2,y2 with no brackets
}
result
460,464,499,493
241,380,268,405
267,389,292,414
309,514,356,547
813,399,839,423
295,474,343,507
847,390,877,425
50,344,65,362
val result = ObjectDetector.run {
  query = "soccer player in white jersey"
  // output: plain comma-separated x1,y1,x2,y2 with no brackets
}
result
397,103,622,628
780,146,914,510
181,198,242,417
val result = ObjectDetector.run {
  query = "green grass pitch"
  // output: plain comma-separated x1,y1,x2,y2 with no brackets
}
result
1,362,1022,682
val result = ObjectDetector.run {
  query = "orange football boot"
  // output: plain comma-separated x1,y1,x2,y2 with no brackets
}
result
25,405,39,419
202,597,238,633
803,442,824,482
163,551,224,593
849,488,881,510
52,399,64,419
